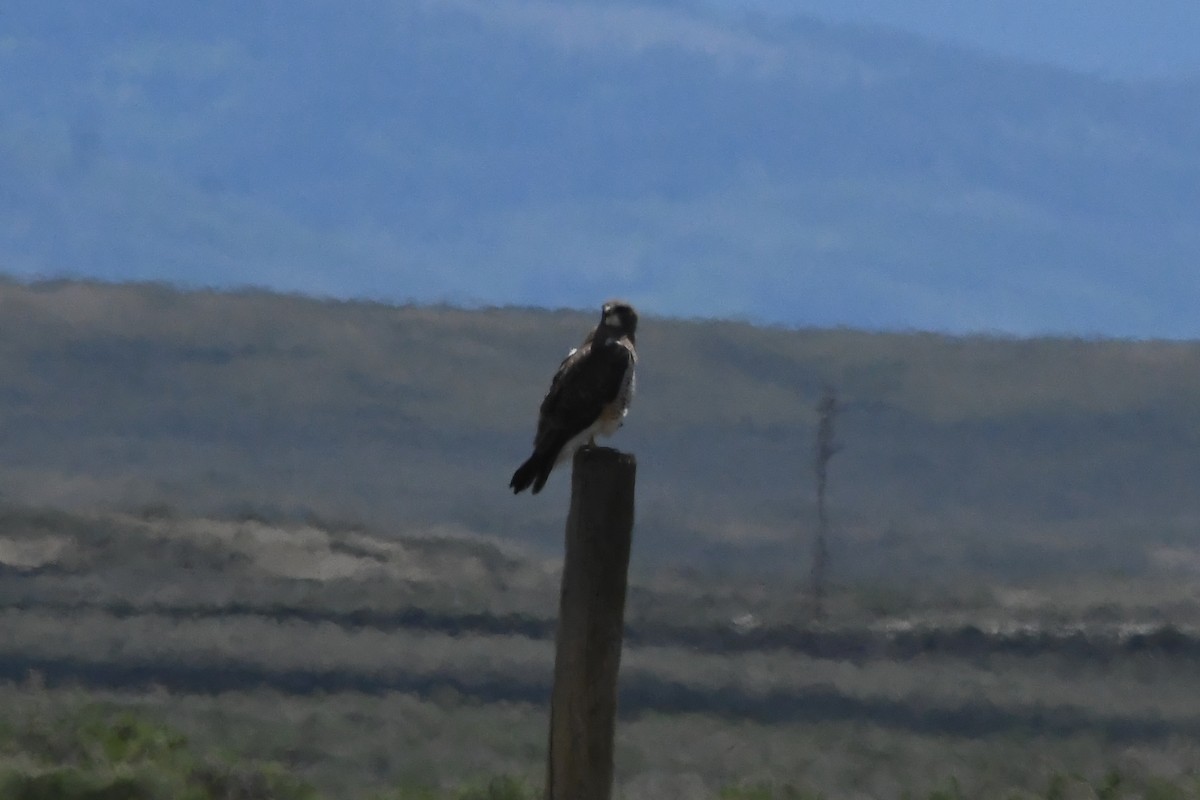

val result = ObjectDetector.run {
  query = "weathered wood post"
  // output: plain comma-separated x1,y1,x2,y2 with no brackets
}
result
545,446,636,800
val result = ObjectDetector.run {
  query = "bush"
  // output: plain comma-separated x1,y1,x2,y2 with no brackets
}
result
455,776,535,800
2,707,320,800
720,784,822,800
372,777,535,800
0,768,159,800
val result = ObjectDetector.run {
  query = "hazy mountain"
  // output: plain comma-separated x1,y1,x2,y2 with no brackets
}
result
3,279,1200,582
2,1,1199,335
721,1,1200,80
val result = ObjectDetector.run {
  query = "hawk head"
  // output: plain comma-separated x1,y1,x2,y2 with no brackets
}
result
599,300,638,344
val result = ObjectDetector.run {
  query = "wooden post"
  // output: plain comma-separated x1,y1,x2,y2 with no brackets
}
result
545,446,636,800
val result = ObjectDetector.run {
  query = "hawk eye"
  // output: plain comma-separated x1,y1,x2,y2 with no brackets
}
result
604,312,620,326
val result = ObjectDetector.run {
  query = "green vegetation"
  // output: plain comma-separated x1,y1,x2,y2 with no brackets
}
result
0,704,542,800
0,705,316,800
3,282,1200,797
4,701,1200,799
2,503,1200,797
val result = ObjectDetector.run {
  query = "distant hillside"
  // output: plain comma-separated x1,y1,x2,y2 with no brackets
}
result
2,1,1199,334
2,279,1200,581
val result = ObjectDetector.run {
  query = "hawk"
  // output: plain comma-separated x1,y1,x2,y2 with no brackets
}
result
510,300,638,494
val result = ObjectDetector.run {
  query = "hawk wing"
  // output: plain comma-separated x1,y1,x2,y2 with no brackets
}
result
509,334,634,494
534,335,633,452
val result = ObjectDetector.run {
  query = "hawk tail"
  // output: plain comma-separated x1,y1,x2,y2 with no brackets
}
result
510,448,557,494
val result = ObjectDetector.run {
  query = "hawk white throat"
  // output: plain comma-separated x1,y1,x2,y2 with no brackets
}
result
510,301,638,494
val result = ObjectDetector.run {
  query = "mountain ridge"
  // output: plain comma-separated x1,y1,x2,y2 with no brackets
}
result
3,1,1199,335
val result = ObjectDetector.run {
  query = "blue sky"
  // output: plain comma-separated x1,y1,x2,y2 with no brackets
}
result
2,1,1199,337
714,0,1200,80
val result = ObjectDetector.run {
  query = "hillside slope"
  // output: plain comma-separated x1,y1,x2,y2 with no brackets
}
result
2,280,1199,579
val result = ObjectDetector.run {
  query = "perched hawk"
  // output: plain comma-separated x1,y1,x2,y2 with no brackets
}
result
510,300,638,494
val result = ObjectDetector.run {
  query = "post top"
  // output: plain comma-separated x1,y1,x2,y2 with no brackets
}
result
573,446,636,467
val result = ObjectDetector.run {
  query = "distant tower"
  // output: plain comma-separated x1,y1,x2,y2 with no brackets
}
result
810,386,840,619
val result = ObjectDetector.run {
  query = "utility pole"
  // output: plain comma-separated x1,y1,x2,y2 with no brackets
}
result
811,386,840,619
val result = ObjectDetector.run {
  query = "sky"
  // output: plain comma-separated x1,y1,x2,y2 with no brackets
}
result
713,0,1200,80
2,1,1199,337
